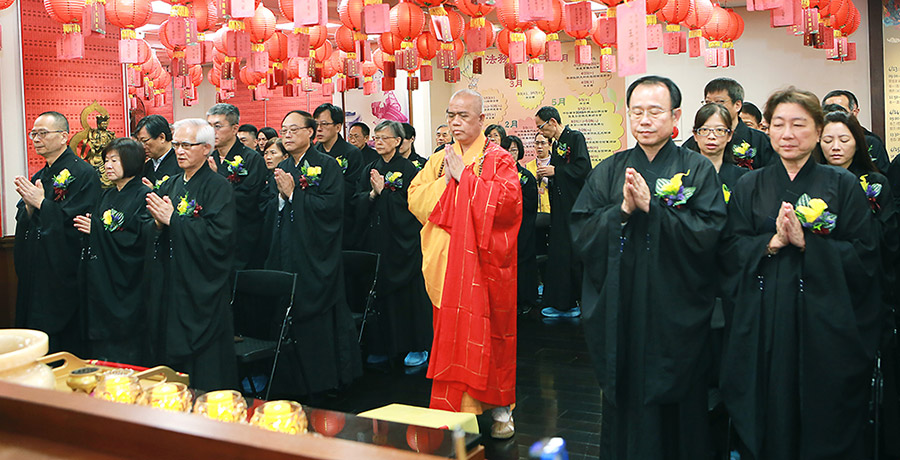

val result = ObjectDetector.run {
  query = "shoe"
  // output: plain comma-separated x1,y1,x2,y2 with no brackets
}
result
541,306,581,318
366,354,389,364
490,406,515,439
404,351,429,367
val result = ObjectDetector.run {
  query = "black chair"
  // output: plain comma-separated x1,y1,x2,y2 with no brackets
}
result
231,269,297,400
342,250,380,344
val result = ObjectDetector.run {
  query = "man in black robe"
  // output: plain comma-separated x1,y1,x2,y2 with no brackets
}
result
352,120,431,366
571,76,727,459
206,103,271,270
314,103,363,249
434,124,453,154
134,115,181,187
14,111,101,355
823,89,891,172
145,118,238,391
534,106,590,318
348,121,379,166
267,110,362,396
516,162,538,316
682,78,774,170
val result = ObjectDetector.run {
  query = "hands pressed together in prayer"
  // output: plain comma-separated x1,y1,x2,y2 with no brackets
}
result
14,177,44,215
146,193,174,228
768,202,805,253
620,168,651,216
274,168,294,200
536,164,555,179
206,156,218,173
369,169,385,199
444,150,464,183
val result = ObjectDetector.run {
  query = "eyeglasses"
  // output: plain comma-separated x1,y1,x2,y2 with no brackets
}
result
534,140,548,146
281,126,311,136
136,137,152,144
211,123,233,131
372,136,399,142
316,121,339,127
693,127,732,137
628,107,670,119
28,130,65,140
172,142,205,150
537,119,551,130
702,99,732,106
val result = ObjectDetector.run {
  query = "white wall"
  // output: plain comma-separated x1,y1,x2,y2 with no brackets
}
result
174,69,218,120
0,3,26,235
626,4,872,147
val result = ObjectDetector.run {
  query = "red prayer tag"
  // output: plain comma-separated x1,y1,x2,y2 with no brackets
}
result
646,23,662,50
594,17,616,44
236,30,251,58
575,43,592,64
360,40,372,61
363,4,390,34
600,53,616,72
528,62,544,80
432,15,452,42
287,32,300,57
688,35,701,57
407,75,419,90
663,31,679,55
363,80,375,95
322,81,334,96
472,56,482,74
563,1,592,33
186,18,199,45
728,47,736,66
504,62,517,80
230,0,254,18
344,58,359,77
520,0,552,21
337,78,347,92
509,40,526,64
293,0,320,26
421,64,433,81
802,8,818,35
846,42,856,61
57,32,84,60
382,76,395,91
466,28,486,53
717,48,728,67
770,0,794,27
250,50,268,72
171,17,188,47
202,40,214,62
119,39,139,63
300,77,313,92
615,0,647,77
185,43,202,65
678,31,687,53
705,47,717,67
545,40,562,61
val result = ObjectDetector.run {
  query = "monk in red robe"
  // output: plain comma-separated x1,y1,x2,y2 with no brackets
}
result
408,89,522,439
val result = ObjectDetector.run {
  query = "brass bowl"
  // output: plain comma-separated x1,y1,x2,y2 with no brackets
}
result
66,367,101,394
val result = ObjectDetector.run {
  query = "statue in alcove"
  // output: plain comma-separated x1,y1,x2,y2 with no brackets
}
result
70,102,116,187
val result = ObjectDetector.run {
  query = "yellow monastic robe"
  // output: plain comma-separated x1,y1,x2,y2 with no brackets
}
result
525,157,551,213
408,134,486,309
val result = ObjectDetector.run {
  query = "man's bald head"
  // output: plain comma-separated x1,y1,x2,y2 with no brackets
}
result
446,89,486,148
450,89,483,115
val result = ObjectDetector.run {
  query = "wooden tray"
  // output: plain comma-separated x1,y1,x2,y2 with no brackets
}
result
37,352,189,392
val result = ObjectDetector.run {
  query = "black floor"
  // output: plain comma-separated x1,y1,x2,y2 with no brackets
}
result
313,311,603,460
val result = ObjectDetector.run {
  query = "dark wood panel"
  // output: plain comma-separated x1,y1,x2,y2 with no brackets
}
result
0,236,16,328
869,0,885,140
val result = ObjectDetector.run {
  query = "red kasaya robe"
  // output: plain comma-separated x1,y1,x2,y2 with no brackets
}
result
424,138,522,413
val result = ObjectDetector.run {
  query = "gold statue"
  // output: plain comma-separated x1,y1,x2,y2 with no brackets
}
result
70,102,116,187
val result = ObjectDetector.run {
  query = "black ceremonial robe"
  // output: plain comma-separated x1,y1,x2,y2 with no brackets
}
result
142,148,181,185
317,135,363,248
863,128,890,173
718,161,748,191
719,159,881,460
152,163,238,391
212,140,271,270
15,148,101,354
84,179,154,365
267,147,362,395
360,144,380,167
683,118,774,169
544,126,591,311
571,139,727,460
517,164,538,311
353,154,432,356
408,151,429,171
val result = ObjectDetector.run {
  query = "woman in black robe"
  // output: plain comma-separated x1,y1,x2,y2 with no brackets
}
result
720,88,882,460
74,138,153,365
353,120,432,367
691,103,748,194
502,135,538,315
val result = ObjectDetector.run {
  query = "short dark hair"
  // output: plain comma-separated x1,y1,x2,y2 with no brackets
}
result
626,75,682,109
535,106,561,124
38,111,69,132
263,137,288,156
764,87,824,131
350,122,370,137
501,135,525,161
313,103,345,125
283,110,317,141
815,111,875,172
401,122,416,140
102,137,146,178
822,90,859,111
704,77,744,103
693,103,735,163
822,103,849,114
484,124,507,141
207,103,240,125
133,114,172,141
258,127,278,140
238,124,258,136
740,102,762,124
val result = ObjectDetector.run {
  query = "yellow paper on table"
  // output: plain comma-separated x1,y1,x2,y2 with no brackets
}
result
358,403,480,434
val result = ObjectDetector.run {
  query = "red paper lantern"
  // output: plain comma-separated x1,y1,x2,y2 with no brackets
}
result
647,0,668,15
406,426,444,454
446,8,465,40
0,0,13,9
417,30,439,60
722,9,740,42
729,9,744,40
380,31,404,54
158,20,183,50
208,66,221,87
188,64,203,86
463,19,496,49
266,31,289,62
192,0,217,33
455,0,493,18
452,38,464,61
335,25,357,52
658,0,690,24
309,410,346,437
240,65,266,87
44,0,84,24
213,50,227,65
535,0,564,33
390,1,426,41
496,0,533,32
701,6,730,42
841,5,860,35
684,0,713,30
412,0,444,8
136,39,152,63
313,40,333,62
563,13,592,41
525,27,547,60
308,25,327,49
362,60,378,77
247,5,276,44
212,25,231,53
374,48,386,70
338,0,365,31
106,0,152,30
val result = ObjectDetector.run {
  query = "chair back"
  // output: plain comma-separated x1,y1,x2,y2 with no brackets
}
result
342,251,380,314
231,270,297,339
